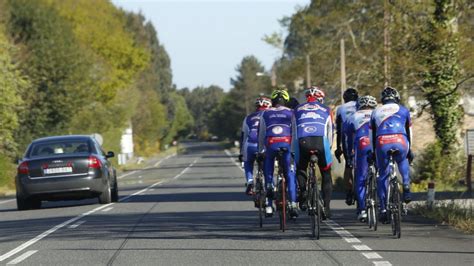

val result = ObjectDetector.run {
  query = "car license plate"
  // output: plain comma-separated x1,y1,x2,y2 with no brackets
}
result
44,167,73,174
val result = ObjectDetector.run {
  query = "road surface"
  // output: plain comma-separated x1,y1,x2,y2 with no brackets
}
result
0,142,472,265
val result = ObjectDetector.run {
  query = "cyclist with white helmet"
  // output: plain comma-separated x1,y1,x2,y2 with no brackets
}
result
370,87,414,223
240,96,272,195
293,86,334,218
345,95,378,222
258,88,297,218
335,88,359,205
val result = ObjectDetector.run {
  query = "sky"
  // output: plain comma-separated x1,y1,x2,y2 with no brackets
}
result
112,0,310,91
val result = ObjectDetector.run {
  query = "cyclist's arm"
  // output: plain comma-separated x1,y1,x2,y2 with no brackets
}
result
291,114,297,153
258,115,266,153
405,108,413,146
240,117,247,155
370,115,377,154
335,108,342,149
327,112,334,148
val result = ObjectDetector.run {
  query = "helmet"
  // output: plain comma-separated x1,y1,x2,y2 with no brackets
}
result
343,88,358,102
255,96,272,110
305,86,325,103
270,89,290,102
357,95,378,109
381,86,400,104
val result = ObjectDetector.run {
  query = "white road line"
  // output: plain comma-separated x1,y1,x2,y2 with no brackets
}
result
102,207,113,212
362,252,383,259
373,261,393,266
173,158,198,180
118,170,137,179
324,220,392,264
0,199,15,205
0,157,196,262
68,221,86,229
343,237,361,243
152,154,176,168
6,250,37,265
224,149,244,172
353,245,372,251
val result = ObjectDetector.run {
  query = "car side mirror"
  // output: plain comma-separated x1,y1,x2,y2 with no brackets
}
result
106,151,115,158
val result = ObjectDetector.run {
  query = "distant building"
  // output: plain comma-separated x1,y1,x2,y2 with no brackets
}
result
119,123,134,165
462,94,474,116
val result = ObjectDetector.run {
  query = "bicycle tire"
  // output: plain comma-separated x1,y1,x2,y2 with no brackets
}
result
281,177,286,232
308,183,316,238
257,179,264,228
372,176,378,231
315,182,321,240
392,183,401,238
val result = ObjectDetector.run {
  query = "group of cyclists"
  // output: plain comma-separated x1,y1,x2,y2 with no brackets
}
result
239,85,414,225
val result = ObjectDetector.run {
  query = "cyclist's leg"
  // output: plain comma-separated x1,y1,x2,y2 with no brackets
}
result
264,146,276,206
282,146,297,203
296,138,310,197
317,137,333,212
376,138,391,211
355,137,371,212
393,135,410,201
244,145,258,184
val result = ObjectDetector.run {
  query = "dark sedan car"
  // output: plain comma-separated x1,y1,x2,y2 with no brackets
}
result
15,135,118,210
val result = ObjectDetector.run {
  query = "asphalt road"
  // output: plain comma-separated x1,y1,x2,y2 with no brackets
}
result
0,142,472,265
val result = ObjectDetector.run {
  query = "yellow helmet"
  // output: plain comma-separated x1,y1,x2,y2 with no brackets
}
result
271,89,290,102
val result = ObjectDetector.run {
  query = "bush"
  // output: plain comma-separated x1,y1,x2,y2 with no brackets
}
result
0,154,16,193
413,141,466,191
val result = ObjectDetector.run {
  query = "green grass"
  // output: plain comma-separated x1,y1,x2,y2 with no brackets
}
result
411,201,474,234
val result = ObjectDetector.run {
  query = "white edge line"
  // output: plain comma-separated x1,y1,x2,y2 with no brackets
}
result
373,261,392,266
0,157,195,262
6,250,37,265
362,252,383,259
102,207,113,212
0,199,15,205
224,149,244,173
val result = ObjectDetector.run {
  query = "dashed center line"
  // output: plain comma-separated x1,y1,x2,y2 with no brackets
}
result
362,252,383,259
68,221,86,229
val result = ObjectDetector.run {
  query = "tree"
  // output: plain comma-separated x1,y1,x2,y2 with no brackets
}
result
181,85,224,139
419,0,463,152
231,56,271,115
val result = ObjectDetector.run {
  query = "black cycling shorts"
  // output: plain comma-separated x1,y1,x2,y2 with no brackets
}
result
297,136,332,171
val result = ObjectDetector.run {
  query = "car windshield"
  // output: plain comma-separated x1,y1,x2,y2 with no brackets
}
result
28,140,92,158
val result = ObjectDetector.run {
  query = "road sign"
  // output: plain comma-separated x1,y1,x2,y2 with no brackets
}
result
466,129,474,155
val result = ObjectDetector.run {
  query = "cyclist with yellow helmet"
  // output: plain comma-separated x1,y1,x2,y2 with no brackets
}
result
258,88,298,218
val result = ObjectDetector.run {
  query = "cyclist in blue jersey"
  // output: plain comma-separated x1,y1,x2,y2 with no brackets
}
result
240,96,272,195
335,88,359,205
370,87,414,224
293,86,334,218
345,96,378,222
258,89,297,218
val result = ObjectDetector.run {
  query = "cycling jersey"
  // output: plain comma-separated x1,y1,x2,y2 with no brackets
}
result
240,111,263,184
293,101,333,168
370,102,412,211
258,105,296,205
336,101,357,157
345,109,373,211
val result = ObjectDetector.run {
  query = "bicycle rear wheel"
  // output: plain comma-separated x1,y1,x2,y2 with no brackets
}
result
280,178,286,232
256,180,264,228
372,176,378,231
391,183,401,238
314,183,321,239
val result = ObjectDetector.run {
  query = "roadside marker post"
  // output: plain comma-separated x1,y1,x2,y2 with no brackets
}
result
465,129,474,195
427,181,435,209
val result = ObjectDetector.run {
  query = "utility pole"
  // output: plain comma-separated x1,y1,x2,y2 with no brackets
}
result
305,53,311,87
271,63,277,87
383,0,391,87
340,38,346,104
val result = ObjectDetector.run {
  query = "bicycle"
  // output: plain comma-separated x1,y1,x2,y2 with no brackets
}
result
275,147,289,232
305,150,325,239
253,154,265,228
385,149,407,238
365,161,378,231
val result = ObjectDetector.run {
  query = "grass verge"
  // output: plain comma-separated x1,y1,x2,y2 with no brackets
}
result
411,200,473,234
